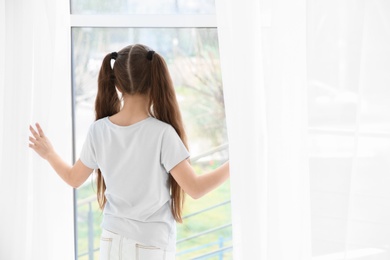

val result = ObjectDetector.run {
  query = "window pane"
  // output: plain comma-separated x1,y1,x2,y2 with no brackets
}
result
72,28,231,259
71,0,215,15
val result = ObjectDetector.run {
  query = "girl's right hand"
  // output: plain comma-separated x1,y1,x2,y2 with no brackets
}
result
29,123,55,160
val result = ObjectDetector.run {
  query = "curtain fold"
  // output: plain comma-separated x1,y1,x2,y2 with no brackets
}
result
216,0,311,259
216,0,269,258
0,0,74,259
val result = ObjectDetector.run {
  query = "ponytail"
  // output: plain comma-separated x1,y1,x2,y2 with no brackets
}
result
95,53,121,210
149,53,188,223
96,53,121,119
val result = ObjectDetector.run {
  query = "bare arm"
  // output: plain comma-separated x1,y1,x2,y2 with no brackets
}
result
170,160,230,199
29,123,93,188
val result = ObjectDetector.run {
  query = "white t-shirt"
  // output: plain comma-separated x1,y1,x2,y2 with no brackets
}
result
80,116,190,251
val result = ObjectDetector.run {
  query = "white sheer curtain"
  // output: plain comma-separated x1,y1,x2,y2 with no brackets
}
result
217,0,390,260
216,0,310,259
0,0,74,259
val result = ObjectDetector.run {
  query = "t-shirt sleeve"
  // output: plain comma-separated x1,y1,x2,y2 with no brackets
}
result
79,125,99,170
161,125,190,173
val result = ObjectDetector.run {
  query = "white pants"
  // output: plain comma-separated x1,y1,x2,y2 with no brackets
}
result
99,229,176,260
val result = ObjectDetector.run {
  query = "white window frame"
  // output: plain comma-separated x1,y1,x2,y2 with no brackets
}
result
71,14,217,28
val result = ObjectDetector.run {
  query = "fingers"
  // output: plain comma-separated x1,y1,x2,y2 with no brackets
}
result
29,136,38,145
29,125,40,139
28,136,38,151
29,123,45,139
29,124,42,150
36,123,45,138
28,142,38,150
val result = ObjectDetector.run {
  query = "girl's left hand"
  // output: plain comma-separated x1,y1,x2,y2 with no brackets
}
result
29,123,55,160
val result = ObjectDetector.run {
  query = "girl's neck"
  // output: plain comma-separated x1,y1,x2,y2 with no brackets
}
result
109,93,150,126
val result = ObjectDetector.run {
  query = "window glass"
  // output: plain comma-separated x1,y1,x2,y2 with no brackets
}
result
72,27,232,259
71,0,215,15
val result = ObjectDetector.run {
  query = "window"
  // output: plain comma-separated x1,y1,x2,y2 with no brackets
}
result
71,2,232,259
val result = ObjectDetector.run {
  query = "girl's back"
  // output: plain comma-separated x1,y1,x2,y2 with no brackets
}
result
81,116,189,250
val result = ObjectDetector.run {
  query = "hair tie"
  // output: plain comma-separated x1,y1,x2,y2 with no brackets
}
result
147,50,155,61
111,52,118,60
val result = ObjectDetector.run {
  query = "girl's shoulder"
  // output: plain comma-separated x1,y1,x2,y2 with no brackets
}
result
91,117,108,128
147,117,171,128
84,117,109,135
147,117,177,134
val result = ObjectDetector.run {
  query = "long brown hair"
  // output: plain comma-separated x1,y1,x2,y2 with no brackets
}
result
95,44,188,222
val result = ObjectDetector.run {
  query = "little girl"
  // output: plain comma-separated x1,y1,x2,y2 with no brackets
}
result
29,44,230,260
